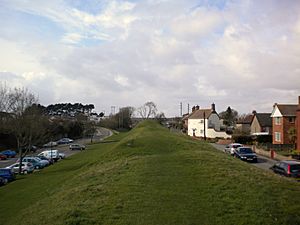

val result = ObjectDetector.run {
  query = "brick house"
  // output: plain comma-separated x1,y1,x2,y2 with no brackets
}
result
271,102,298,145
297,97,300,151
250,112,272,135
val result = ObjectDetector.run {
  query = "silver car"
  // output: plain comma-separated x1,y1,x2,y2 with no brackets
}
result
224,143,243,155
7,162,34,174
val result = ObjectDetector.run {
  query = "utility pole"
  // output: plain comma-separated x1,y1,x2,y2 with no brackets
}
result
203,111,206,141
188,103,190,114
180,102,182,117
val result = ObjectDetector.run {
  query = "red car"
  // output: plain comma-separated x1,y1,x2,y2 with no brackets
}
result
0,153,7,160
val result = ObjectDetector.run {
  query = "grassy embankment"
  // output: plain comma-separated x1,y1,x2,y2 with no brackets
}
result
0,120,300,225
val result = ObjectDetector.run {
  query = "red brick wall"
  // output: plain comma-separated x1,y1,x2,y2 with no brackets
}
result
272,117,283,144
272,117,296,144
297,109,300,151
283,117,295,144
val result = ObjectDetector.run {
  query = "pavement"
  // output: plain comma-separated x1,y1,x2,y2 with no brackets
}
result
0,127,113,168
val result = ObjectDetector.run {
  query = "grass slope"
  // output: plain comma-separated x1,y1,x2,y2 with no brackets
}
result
0,120,300,225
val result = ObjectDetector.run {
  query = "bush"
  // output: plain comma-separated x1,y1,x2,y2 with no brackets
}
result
232,134,253,144
255,135,272,143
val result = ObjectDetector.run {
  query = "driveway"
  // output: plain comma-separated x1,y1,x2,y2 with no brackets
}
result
210,143,277,171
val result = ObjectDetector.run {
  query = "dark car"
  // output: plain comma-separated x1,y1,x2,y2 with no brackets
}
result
0,150,17,158
0,153,7,160
234,147,257,163
0,168,16,184
57,138,73,145
270,160,300,178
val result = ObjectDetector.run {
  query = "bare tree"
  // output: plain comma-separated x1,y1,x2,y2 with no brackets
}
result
137,101,158,119
0,86,45,173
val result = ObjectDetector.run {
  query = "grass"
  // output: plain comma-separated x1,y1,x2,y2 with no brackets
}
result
0,120,300,225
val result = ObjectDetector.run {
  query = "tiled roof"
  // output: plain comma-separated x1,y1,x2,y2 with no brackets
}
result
277,104,297,116
188,109,213,119
237,114,254,124
255,113,272,127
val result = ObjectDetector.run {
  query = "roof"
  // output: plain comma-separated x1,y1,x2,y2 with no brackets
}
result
255,113,272,127
188,109,214,119
277,104,297,116
237,114,254,124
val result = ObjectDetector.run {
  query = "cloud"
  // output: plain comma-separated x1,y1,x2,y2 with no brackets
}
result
0,0,300,116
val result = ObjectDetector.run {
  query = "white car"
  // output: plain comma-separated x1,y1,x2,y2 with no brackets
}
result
224,143,243,155
38,150,60,161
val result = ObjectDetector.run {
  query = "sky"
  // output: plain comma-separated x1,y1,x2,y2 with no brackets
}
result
0,0,300,117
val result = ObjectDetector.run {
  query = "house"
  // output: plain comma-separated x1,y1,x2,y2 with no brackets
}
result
236,113,254,134
296,97,300,151
271,100,298,145
187,104,231,139
250,112,272,135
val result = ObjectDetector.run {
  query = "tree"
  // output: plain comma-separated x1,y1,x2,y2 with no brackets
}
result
0,86,46,173
219,106,238,127
137,101,158,119
155,112,166,124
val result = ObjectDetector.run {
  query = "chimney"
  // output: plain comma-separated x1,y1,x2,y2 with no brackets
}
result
192,106,196,112
195,105,200,110
252,110,257,115
211,103,215,112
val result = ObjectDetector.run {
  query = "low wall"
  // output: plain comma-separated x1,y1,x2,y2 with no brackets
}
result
252,145,292,161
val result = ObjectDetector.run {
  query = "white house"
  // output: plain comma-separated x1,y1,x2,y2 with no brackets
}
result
187,104,231,139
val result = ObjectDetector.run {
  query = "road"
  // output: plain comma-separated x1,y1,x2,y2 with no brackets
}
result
0,127,113,168
210,143,277,171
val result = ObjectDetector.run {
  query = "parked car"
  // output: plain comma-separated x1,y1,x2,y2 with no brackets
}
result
6,162,34,174
17,157,46,169
69,144,85,150
43,141,58,148
0,153,7,160
0,150,17,158
270,160,300,178
36,155,54,165
234,147,257,163
59,152,66,159
224,143,243,155
57,138,73,145
0,168,16,183
38,150,60,162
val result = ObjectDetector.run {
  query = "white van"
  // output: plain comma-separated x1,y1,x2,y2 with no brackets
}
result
38,150,60,161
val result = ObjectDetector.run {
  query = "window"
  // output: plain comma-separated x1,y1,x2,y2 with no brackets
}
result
200,119,204,123
275,117,281,125
288,117,295,123
275,132,281,142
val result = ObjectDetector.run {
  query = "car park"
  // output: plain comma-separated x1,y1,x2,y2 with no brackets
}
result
224,143,243,155
43,141,58,148
270,160,300,178
234,147,257,163
17,157,46,169
69,144,85,150
0,153,7,160
0,168,16,184
6,162,34,174
0,150,17,158
57,138,73,145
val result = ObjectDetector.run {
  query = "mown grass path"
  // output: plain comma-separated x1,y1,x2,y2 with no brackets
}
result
0,121,300,225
